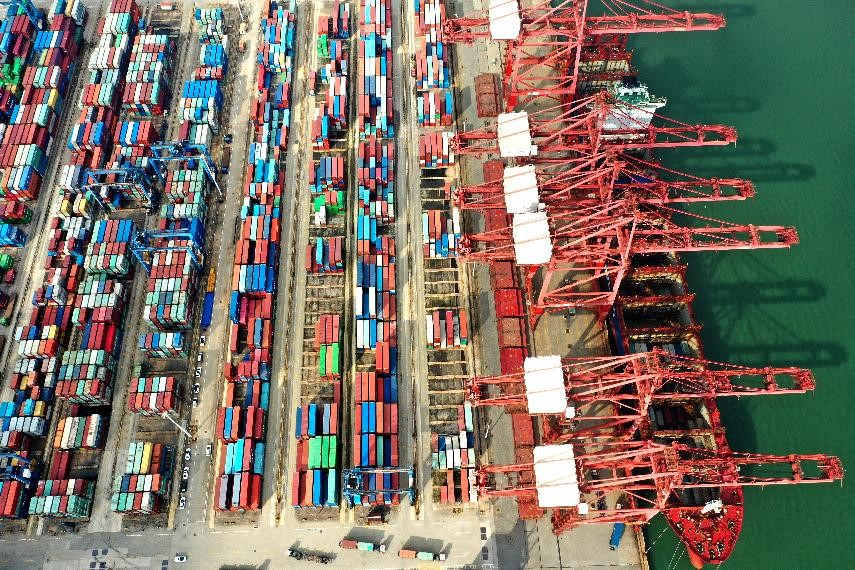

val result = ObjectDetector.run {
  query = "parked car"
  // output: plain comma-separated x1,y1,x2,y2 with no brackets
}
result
174,554,187,563
178,495,187,510
205,444,213,457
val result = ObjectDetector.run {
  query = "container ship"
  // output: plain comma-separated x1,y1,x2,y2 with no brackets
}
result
439,0,844,567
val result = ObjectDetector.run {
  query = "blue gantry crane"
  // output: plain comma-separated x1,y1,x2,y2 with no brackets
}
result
1,0,45,30
79,165,159,213
342,467,415,507
0,451,37,487
150,141,224,202
131,219,205,273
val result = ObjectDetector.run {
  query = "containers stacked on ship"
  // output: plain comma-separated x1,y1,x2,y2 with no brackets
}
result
214,0,297,515
0,0,84,202
109,441,173,515
292,398,341,508
413,0,479,505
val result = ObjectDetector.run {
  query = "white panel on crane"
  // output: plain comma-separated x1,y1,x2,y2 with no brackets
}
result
533,444,580,508
503,165,539,214
488,0,521,40
524,355,568,414
497,111,535,157
512,211,552,265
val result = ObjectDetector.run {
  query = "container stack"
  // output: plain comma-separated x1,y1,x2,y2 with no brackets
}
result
83,219,135,275
53,413,104,450
351,371,400,505
0,479,29,518
28,479,95,518
137,331,187,359
233,213,280,293
475,73,500,118
73,275,125,325
214,402,265,510
413,0,449,89
416,90,453,126
0,222,25,246
189,8,227,126
110,441,173,515
354,216,396,350
0,1,38,100
425,308,469,349
316,10,349,133
0,200,32,223
432,403,477,503
127,368,177,415
258,2,296,74
216,0,297,514
292,400,340,507
142,249,196,330
0,1,84,202
179,79,222,131
122,33,171,115
356,138,394,221
227,295,273,373
306,236,344,273
0,398,48,436
421,209,460,258
357,0,393,138
62,0,137,208
418,131,454,167
55,349,115,405
315,314,341,378
310,155,345,224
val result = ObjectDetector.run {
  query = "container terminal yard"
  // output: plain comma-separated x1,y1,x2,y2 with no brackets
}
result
0,0,843,569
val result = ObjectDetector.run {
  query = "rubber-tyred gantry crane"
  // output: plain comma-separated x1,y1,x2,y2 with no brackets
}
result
444,0,725,108
476,440,843,530
466,350,815,439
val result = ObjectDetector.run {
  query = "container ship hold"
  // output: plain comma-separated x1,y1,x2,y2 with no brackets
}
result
438,0,844,567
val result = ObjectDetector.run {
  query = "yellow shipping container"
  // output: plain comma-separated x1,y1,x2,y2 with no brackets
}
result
141,442,152,474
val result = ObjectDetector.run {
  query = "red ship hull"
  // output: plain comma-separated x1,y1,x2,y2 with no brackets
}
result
665,486,744,567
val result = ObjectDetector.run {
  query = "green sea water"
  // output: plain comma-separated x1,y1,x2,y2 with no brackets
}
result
623,2,854,568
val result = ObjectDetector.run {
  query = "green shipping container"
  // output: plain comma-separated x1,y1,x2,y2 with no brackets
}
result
308,437,322,469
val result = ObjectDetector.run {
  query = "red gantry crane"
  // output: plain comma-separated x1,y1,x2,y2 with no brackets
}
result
475,439,843,529
457,197,798,320
466,350,816,439
444,0,725,108
452,95,737,157
453,151,755,210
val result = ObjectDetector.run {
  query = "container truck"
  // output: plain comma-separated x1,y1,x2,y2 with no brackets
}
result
398,549,447,561
0,292,15,326
287,547,333,564
338,539,386,553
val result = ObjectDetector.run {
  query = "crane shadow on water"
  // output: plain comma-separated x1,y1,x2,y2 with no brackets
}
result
685,254,847,369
